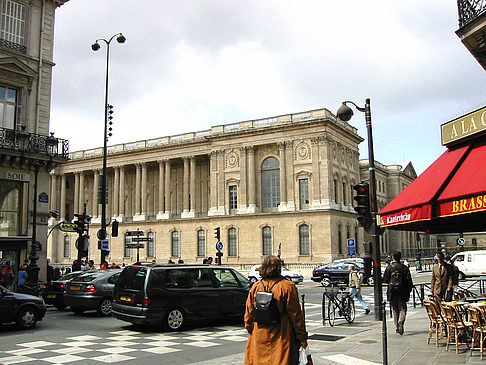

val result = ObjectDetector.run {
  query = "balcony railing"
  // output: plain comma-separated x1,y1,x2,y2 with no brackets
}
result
0,127,69,159
458,0,486,28
0,38,26,54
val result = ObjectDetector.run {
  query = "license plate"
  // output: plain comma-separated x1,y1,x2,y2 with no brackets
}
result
47,294,57,298
70,286,81,291
120,296,132,302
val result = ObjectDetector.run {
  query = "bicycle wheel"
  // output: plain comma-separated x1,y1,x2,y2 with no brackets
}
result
343,296,355,324
328,297,337,327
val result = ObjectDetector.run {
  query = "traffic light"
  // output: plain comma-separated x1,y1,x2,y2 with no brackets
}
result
214,227,221,241
353,182,371,233
74,213,92,235
111,220,119,237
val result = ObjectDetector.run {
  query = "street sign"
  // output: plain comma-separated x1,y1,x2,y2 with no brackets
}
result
126,230,144,236
215,241,223,251
457,237,465,246
125,243,144,249
59,223,78,232
347,238,356,256
132,237,150,242
101,239,109,251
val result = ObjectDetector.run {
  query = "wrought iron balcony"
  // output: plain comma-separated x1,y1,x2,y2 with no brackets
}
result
458,0,486,28
0,126,69,159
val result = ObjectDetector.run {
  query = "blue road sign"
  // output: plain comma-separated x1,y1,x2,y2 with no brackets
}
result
347,238,356,256
101,239,109,250
215,241,223,251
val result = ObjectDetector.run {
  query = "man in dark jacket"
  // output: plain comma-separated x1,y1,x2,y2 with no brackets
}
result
383,251,414,335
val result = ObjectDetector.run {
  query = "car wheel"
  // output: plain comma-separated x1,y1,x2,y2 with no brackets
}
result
16,306,38,329
163,308,185,331
321,277,331,287
458,271,466,280
97,298,113,316
249,277,257,284
71,307,85,314
367,277,374,286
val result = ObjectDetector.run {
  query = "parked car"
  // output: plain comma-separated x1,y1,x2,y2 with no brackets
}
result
64,269,121,316
311,261,367,287
112,264,250,330
41,270,90,310
248,265,304,284
0,284,46,329
451,250,486,279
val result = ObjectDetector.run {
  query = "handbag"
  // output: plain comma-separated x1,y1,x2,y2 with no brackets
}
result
298,346,313,365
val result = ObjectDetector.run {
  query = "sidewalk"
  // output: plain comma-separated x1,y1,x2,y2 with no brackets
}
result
195,303,483,365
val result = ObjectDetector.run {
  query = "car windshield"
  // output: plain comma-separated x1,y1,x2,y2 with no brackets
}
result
73,271,107,282
233,270,251,287
58,271,85,281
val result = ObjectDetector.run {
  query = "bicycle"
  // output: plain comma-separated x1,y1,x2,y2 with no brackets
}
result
322,284,355,327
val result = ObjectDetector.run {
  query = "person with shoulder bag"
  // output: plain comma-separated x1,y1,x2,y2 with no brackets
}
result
383,251,414,335
244,255,308,365
348,265,370,314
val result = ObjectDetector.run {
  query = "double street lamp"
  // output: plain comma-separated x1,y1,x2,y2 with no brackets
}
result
91,33,126,265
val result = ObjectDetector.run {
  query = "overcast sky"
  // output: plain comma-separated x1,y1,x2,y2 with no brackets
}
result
50,0,486,175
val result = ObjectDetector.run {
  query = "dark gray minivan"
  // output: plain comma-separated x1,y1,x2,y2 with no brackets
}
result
112,264,251,330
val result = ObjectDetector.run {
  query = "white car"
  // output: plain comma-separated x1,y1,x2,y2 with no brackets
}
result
248,265,304,284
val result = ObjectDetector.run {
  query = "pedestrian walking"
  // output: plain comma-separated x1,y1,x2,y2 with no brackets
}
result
348,265,370,314
244,255,308,365
17,265,28,288
430,252,453,301
383,251,414,335
445,256,459,301
0,261,15,290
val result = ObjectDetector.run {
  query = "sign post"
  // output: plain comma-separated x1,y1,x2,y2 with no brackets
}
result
215,241,223,265
347,238,356,256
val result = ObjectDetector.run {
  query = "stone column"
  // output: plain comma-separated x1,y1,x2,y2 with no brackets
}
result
133,163,143,221
73,172,80,214
238,147,247,213
285,140,296,210
278,142,287,211
141,163,147,216
157,160,165,219
113,166,120,218
119,166,126,219
311,137,321,206
48,172,58,226
208,151,218,216
247,146,257,213
189,156,196,216
217,150,226,215
79,171,85,212
60,173,66,220
163,160,171,218
92,170,99,219
181,157,190,217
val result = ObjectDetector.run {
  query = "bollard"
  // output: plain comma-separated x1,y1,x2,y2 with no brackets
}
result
301,294,306,320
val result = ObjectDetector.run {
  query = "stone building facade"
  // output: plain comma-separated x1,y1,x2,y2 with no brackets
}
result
48,108,371,266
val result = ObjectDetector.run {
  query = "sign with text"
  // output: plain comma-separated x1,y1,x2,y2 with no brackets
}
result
347,238,356,256
125,243,144,249
132,237,150,242
441,106,486,146
126,230,144,236
60,223,78,232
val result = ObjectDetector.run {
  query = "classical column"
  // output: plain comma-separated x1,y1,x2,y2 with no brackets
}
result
157,160,165,219
247,146,257,213
133,163,143,220
208,151,218,215
311,137,321,206
60,173,66,220
218,150,226,214
163,160,171,218
49,172,58,213
113,166,120,218
278,142,287,211
73,172,80,214
79,171,85,212
119,166,126,219
92,170,99,219
141,163,147,218
181,157,190,217
238,147,247,213
189,156,196,216
285,140,296,210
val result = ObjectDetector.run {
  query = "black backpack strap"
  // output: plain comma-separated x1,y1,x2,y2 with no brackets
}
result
260,279,282,293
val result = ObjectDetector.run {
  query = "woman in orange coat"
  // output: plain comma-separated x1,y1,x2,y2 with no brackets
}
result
244,255,308,365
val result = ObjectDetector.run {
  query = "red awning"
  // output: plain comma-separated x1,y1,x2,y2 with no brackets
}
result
379,139,486,233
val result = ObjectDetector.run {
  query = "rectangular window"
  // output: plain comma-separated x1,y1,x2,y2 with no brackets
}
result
171,231,179,257
0,86,18,129
124,234,131,258
342,182,347,205
262,227,272,256
197,229,205,257
147,232,155,257
299,179,309,209
63,236,70,258
0,0,26,53
299,225,310,255
228,228,237,256
229,185,237,211
0,179,22,236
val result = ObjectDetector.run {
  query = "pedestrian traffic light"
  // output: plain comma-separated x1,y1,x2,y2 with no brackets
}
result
353,182,371,233
214,227,221,241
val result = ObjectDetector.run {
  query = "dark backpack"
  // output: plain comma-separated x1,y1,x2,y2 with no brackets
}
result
389,265,403,292
254,279,282,325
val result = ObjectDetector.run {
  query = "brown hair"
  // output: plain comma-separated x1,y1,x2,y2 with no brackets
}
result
259,255,282,279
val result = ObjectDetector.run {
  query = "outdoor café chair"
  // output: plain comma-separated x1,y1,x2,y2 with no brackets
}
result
424,299,446,346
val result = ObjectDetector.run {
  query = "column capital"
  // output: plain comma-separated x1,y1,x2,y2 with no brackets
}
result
277,141,286,151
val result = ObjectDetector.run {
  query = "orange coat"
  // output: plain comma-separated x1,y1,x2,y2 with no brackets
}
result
244,276,308,365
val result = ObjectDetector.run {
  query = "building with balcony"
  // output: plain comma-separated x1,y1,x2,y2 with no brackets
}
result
456,0,486,70
0,0,69,280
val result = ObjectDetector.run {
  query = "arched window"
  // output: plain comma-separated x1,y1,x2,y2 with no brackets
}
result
124,234,131,258
171,231,180,257
262,226,272,255
197,229,205,257
338,225,343,255
228,228,237,256
147,232,155,257
299,225,309,255
63,235,70,258
0,180,22,236
261,157,280,209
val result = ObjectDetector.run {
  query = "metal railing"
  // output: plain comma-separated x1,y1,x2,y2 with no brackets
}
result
458,0,486,28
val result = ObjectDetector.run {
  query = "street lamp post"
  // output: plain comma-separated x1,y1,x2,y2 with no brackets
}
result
91,33,126,266
337,98,387,364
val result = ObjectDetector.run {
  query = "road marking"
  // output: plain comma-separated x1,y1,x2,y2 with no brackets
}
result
323,354,379,364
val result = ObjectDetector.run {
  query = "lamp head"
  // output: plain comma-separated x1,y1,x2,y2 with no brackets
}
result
336,102,354,122
91,42,101,51
116,34,126,44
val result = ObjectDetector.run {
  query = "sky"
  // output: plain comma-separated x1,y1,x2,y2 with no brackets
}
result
50,0,486,175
